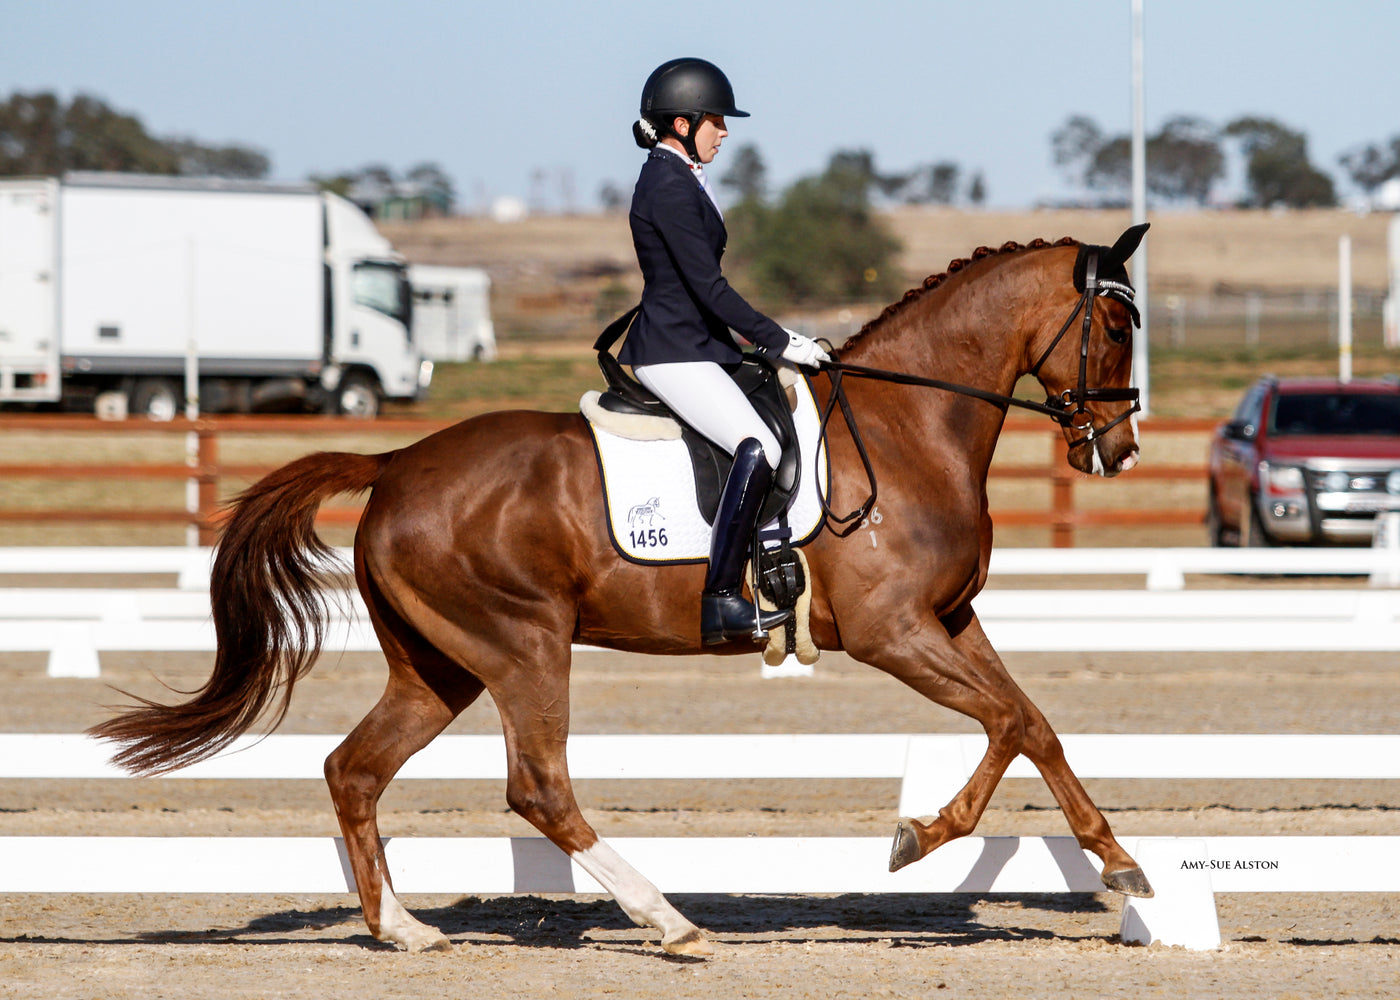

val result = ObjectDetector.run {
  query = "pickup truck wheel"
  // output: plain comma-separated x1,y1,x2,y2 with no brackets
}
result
1206,492,1233,547
1244,493,1276,547
130,378,181,422
336,374,380,419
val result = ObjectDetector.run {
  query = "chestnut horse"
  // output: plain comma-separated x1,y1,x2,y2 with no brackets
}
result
93,228,1151,956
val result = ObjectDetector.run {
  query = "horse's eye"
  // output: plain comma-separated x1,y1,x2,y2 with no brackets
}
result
1106,326,1129,345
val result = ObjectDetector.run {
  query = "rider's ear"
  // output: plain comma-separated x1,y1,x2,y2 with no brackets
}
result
673,117,690,137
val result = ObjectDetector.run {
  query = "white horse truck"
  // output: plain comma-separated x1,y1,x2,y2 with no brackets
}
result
0,172,431,419
408,264,497,362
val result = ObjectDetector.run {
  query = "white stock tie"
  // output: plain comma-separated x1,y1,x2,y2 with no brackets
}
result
691,162,723,219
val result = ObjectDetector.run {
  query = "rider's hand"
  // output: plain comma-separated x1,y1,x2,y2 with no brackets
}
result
780,329,831,369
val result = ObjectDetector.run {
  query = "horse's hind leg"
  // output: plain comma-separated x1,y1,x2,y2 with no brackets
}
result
489,645,713,957
325,574,486,952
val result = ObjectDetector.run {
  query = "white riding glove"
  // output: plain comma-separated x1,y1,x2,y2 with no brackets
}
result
780,329,831,369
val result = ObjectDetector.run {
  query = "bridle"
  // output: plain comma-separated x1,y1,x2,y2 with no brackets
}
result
1024,250,1142,449
816,250,1142,535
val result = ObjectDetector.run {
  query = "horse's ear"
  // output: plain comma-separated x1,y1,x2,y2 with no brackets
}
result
1108,223,1150,268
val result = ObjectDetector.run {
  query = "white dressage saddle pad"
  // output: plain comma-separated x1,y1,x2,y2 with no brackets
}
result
582,373,828,565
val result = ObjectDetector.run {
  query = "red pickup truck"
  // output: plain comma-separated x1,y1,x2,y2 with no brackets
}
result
1207,376,1400,546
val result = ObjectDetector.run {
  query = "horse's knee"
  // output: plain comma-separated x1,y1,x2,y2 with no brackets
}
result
1022,714,1065,762
983,701,1028,759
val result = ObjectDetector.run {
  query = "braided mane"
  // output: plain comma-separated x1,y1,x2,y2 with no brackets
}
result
838,236,1079,355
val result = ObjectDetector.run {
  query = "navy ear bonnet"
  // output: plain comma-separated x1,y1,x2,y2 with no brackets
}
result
1073,222,1149,328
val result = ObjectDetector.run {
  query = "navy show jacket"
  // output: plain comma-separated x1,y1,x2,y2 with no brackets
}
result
619,149,788,367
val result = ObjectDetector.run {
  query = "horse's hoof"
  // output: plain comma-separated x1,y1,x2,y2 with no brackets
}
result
888,820,923,872
1102,866,1154,898
404,934,454,954
392,927,454,953
662,928,714,957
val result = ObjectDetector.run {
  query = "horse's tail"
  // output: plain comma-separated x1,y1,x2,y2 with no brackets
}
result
88,450,391,776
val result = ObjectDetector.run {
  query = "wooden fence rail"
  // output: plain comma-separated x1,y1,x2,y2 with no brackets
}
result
0,415,1218,546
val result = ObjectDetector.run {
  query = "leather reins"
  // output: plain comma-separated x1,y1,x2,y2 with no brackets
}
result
815,251,1142,536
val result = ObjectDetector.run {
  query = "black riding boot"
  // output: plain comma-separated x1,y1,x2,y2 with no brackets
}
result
701,438,793,644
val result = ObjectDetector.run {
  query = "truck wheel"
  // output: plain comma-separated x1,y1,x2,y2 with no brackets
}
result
130,379,181,422
1206,492,1233,547
336,373,380,419
1244,494,1276,547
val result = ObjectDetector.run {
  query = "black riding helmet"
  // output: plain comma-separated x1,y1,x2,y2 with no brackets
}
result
634,58,748,160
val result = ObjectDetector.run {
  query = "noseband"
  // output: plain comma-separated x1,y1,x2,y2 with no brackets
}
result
815,249,1141,534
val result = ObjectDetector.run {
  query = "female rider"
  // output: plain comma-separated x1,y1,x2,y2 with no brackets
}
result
622,57,830,645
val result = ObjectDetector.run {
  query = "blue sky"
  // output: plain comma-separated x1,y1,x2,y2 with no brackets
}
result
6,1,1398,211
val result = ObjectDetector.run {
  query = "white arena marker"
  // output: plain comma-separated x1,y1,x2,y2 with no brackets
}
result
1119,838,1220,950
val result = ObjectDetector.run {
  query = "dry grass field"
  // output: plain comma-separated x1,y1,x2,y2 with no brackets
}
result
381,206,1393,298
382,205,1396,417
381,204,1398,414
380,206,1394,345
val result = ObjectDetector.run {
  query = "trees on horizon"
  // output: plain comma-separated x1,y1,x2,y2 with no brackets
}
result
1048,112,1397,210
4,88,1391,213
0,91,268,179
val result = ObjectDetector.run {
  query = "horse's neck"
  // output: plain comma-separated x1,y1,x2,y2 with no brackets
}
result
842,269,1026,476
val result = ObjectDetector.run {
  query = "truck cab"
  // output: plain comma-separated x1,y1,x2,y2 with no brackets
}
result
322,195,428,416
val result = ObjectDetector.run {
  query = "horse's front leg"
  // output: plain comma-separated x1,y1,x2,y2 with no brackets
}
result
929,609,1151,896
847,605,1151,897
858,617,1028,868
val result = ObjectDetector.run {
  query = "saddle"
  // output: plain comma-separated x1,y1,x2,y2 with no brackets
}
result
592,307,802,529
592,306,810,618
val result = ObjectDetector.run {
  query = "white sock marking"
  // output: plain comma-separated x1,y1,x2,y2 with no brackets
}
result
377,875,446,951
572,841,698,941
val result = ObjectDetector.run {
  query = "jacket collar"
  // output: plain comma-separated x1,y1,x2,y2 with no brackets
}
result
649,148,723,223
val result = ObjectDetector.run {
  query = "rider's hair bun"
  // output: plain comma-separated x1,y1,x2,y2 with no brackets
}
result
633,117,660,150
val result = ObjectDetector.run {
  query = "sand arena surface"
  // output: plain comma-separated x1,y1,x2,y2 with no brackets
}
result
2,645,1398,998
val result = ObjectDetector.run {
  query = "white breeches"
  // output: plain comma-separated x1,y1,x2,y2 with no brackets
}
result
634,361,780,470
